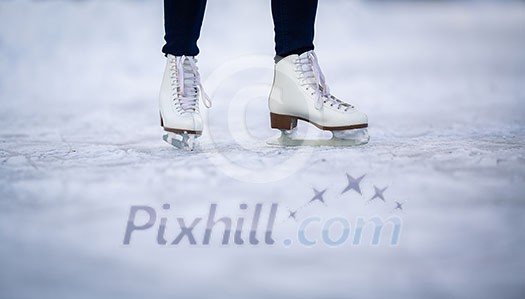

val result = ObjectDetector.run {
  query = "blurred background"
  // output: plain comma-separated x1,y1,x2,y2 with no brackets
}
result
1,0,524,298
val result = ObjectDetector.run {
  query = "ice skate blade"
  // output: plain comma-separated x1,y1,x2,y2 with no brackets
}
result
162,131,200,151
267,128,369,147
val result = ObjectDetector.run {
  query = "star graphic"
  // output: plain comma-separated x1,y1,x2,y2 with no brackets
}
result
394,201,404,210
341,173,366,195
309,188,327,204
369,186,388,202
288,209,297,220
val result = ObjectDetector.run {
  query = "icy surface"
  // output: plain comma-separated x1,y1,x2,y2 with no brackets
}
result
1,0,525,298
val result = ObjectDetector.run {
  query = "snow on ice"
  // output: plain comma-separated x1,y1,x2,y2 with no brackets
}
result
1,0,524,298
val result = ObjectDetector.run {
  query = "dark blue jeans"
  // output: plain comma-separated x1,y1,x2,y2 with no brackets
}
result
162,0,318,58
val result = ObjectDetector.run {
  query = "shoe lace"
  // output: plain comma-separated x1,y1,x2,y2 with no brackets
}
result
169,55,212,112
294,50,353,111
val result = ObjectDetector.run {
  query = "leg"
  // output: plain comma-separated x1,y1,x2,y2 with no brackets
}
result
160,0,211,150
271,0,318,58
268,1,369,147
162,0,207,56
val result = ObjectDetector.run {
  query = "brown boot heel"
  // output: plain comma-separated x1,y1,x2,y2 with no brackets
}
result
270,113,298,130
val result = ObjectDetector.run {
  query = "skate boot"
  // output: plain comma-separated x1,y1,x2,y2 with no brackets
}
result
159,54,211,150
268,50,369,146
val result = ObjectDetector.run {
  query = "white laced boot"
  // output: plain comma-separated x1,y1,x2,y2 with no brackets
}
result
159,54,211,149
268,50,369,146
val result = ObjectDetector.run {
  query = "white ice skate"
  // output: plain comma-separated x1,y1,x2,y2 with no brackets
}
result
159,54,211,150
268,51,369,146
